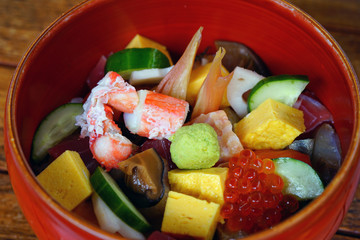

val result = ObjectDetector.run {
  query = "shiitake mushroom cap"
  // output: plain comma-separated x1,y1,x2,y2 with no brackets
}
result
116,148,167,208
214,40,271,76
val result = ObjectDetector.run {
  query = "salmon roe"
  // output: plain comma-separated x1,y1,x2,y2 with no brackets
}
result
221,149,299,234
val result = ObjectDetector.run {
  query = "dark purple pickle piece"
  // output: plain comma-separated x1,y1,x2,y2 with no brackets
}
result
141,139,177,170
86,55,107,89
48,133,99,174
147,231,176,240
294,92,334,136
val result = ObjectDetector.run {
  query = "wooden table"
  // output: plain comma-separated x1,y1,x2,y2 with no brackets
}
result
0,0,359,239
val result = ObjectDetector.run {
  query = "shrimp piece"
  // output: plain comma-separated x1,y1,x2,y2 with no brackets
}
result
97,71,139,113
124,90,189,139
76,71,138,170
89,105,133,170
190,110,243,160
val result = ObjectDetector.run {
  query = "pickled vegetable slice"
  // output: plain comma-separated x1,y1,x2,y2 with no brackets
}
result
191,47,233,119
48,133,98,174
156,27,202,100
294,93,334,133
140,139,175,170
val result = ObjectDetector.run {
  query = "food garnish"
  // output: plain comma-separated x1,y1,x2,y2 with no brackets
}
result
31,28,343,239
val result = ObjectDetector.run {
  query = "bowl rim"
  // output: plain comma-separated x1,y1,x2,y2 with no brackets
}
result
5,0,360,239
6,0,124,238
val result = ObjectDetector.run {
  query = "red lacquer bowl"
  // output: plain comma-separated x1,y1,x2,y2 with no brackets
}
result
4,0,360,239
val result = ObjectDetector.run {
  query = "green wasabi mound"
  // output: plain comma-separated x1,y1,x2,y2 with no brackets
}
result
170,123,220,169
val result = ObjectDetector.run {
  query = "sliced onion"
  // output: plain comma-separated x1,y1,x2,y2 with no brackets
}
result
92,193,145,240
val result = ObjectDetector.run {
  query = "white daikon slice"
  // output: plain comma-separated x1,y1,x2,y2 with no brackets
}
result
129,66,173,86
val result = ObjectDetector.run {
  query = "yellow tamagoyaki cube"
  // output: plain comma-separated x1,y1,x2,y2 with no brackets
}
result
168,167,228,205
125,34,173,65
234,98,305,150
161,191,221,240
37,150,92,211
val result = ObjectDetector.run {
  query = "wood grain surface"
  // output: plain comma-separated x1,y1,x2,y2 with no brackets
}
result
0,0,359,239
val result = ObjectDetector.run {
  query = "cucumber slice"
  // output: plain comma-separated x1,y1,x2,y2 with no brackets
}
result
273,157,324,200
105,48,171,79
90,167,151,233
31,103,83,163
247,75,309,111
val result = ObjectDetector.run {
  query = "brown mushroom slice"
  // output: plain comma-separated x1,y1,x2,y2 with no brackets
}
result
214,40,271,76
139,185,169,230
118,148,166,208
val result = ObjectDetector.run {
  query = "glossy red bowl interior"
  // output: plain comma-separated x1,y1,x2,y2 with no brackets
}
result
5,0,360,239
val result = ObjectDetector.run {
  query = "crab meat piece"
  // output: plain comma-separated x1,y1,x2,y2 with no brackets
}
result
124,90,189,139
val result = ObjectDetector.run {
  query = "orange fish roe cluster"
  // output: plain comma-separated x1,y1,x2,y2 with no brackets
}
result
221,149,299,234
